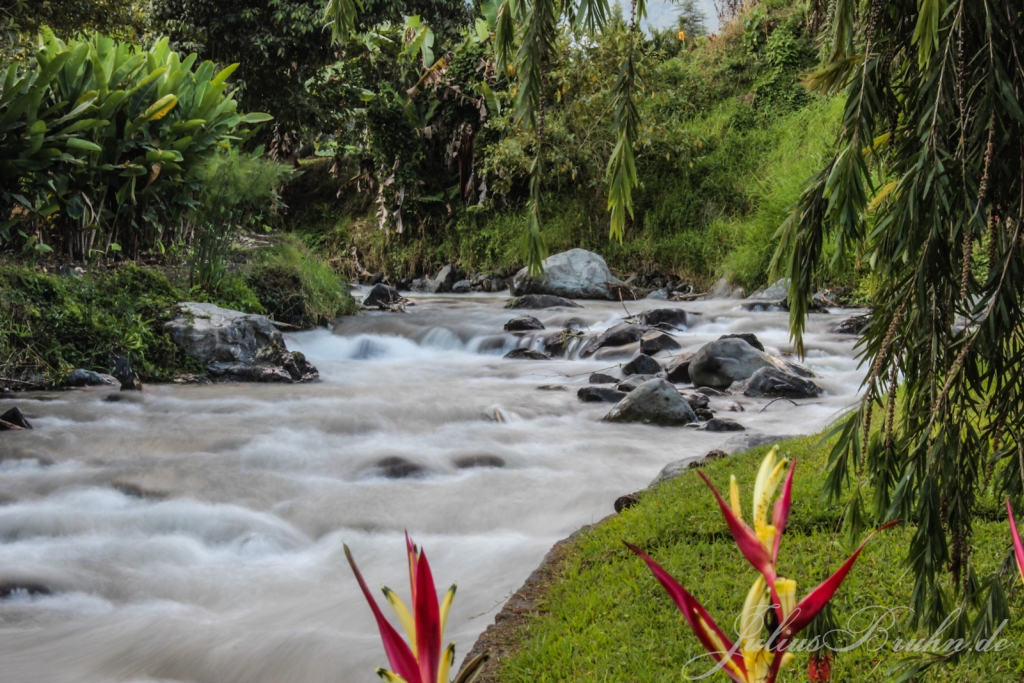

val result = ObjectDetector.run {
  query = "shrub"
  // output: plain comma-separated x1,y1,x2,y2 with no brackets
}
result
0,32,272,261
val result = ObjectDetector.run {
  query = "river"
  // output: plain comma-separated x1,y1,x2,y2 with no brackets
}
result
0,290,866,683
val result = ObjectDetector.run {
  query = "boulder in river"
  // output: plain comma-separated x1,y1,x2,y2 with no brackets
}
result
504,348,551,360
688,337,776,389
589,372,619,384
579,322,651,356
750,278,790,300
622,353,662,376
165,303,319,383
639,330,681,354
504,316,545,332
451,280,473,294
742,367,822,399
363,283,406,310
0,407,31,430
665,357,691,384
603,378,697,426
64,369,118,388
507,294,582,309
637,308,690,329
578,386,628,403
718,333,764,352
511,249,623,300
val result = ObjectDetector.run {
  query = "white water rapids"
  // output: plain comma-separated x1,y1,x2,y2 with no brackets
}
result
0,291,867,683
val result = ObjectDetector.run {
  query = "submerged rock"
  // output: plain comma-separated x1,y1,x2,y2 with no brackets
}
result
504,348,551,360
0,583,51,599
165,302,319,383
511,248,623,300
64,369,118,388
372,456,426,479
453,455,505,469
504,316,545,332
507,294,582,309
742,367,822,399
831,314,871,335
603,378,697,426
702,418,745,432
577,386,627,403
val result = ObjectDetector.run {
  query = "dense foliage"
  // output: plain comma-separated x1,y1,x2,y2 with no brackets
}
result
776,0,1024,652
0,32,272,260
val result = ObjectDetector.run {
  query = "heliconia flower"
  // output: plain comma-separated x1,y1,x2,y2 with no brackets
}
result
344,533,489,683
1007,499,1024,586
626,445,900,683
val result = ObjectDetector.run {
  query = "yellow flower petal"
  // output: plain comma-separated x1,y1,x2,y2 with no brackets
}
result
377,669,411,683
730,475,744,523
740,576,767,653
381,586,417,653
437,643,455,683
439,583,457,637
774,577,797,619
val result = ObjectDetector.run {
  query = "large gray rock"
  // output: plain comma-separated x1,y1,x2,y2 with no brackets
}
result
688,337,776,389
165,303,318,383
622,353,662,376
511,249,623,300
637,308,691,329
603,378,696,426
363,283,405,309
750,278,791,300
507,294,582,309
64,369,118,387
742,367,822,399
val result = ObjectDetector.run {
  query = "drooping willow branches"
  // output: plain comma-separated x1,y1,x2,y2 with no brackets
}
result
774,0,1024,641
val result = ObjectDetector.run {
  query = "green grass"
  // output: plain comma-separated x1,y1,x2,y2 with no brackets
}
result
246,234,358,328
492,433,1024,682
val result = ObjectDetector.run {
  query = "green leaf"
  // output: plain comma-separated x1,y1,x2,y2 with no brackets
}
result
65,138,103,152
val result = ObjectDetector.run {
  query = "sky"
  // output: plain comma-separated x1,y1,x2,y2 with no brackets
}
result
642,0,721,33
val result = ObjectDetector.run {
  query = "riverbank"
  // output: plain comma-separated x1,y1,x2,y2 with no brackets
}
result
468,431,1024,682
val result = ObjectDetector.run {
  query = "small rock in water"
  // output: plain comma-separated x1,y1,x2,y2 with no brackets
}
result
577,386,627,403
536,385,568,391
718,333,764,352
112,356,143,391
0,407,32,430
451,280,473,294
363,283,406,310
589,372,619,384
504,348,551,360
696,386,724,396
622,353,662,376
831,314,870,335
579,322,650,356
681,393,710,410
453,455,505,469
506,294,582,309
373,456,426,479
489,277,506,293
693,408,715,422
603,378,697,426
702,418,745,432
637,308,690,329
614,493,640,513
615,374,661,393
504,316,545,332
640,330,681,354
665,357,691,384
688,338,775,389
563,317,589,331
64,369,119,387
743,367,823,399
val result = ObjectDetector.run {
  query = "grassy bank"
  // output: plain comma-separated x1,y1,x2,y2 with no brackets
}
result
0,238,355,389
483,433,1024,682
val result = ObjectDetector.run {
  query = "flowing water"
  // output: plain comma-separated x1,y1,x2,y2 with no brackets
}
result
0,291,867,683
